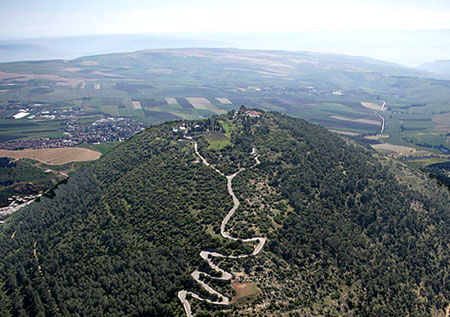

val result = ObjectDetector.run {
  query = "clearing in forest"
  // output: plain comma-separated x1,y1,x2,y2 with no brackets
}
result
230,283,260,303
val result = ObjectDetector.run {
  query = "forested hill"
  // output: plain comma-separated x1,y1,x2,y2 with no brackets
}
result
0,110,449,316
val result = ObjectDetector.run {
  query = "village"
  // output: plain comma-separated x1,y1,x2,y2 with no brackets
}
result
0,115,146,150
0,194,41,220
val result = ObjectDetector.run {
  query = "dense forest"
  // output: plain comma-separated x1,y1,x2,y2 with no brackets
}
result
425,161,450,191
0,110,448,316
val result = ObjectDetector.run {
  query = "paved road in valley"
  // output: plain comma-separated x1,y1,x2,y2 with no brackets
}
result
378,101,386,134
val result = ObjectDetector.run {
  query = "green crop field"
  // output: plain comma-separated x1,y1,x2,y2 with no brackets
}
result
206,132,231,149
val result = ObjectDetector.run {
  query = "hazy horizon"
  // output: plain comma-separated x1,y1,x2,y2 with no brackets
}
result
1,0,450,66
1,30,450,67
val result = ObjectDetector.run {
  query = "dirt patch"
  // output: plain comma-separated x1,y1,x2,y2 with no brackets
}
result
186,97,211,108
186,97,226,115
361,102,382,111
256,70,288,77
288,58,318,64
132,101,142,109
231,282,260,303
79,60,99,66
329,129,360,136
90,70,120,77
222,54,293,69
0,147,101,165
370,143,434,157
216,98,232,104
165,97,177,105
62,67,83,72
147,68,173,74
371,143,416,154
365,134,390,140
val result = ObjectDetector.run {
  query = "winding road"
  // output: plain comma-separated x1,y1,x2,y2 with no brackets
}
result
178,139,266,317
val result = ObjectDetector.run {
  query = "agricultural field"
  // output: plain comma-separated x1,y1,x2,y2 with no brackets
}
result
216,97,232,104
0,47,449,159
433,112,450,133
186,97,227,115
0,119,65,142
372,143,424,156
0,147,101,165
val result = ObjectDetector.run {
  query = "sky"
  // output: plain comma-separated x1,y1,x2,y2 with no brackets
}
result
1,0,450,39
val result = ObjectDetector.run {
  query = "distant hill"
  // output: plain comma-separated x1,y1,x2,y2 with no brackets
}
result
0,111,448,316
0,35,229,63
0,47,433,89
2,30,450,66
0,43,71,62
418,60,450,78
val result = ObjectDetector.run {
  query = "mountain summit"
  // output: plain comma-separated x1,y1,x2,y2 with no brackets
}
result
0,110,449,316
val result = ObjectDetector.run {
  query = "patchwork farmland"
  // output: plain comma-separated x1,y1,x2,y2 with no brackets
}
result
0,47,448,162
186,97,227,115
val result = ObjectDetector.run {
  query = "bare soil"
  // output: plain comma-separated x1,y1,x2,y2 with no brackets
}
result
0,147,101,165
231,283,260,303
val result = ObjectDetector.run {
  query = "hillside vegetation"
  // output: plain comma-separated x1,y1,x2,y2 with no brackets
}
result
0,110,448,316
